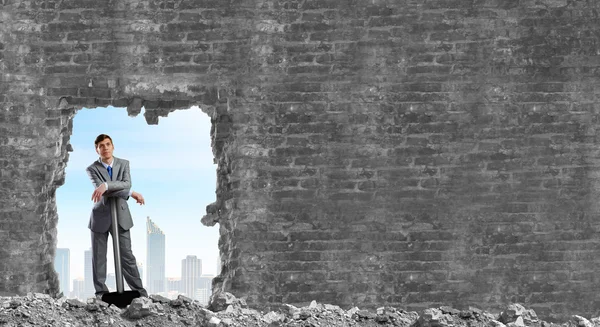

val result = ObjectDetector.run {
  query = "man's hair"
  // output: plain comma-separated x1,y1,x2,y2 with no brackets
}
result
94,134,113,148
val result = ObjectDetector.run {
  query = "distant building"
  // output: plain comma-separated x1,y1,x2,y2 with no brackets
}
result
198,275,214,305
146,217,166,294
196,288,210,305
54,248,70,295
181,255,202,299
198,275,213,291
84,249,94,299
71,278,84,300
167,277,181,294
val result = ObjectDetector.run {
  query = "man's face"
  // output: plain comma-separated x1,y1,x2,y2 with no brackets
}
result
96,138,114,161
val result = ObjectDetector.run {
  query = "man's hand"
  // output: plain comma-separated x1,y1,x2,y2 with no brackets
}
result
91,183,107,203
132,191,145,205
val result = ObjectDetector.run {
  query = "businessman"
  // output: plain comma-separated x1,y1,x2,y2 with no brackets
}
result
86,133,148,299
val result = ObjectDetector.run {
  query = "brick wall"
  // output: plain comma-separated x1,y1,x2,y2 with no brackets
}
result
2,0,600,321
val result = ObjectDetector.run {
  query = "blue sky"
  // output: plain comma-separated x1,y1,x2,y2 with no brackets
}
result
56,105,219,280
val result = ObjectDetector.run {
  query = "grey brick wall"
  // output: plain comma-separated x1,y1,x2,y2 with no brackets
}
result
1,0,599,321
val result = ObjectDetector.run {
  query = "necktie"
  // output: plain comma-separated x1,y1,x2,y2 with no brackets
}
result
107,166,112,179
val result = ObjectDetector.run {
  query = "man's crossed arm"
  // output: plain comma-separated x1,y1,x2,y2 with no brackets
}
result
85,163,145,205
85,166,131,201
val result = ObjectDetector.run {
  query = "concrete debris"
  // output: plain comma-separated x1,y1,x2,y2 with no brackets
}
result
500,303,540,326
510,316,526,327
573,315,594,327
501,303,527,322
309,299,320,309
0,294,594,327
354,309,377,320
122,297,161,319
208,291,247,312
208,316,221,327
590,317,600,327
8,300,20,309
177,294,193,304
491,319,508,327
418,307,455,327
262,311,286,324
149,294,171,304
64,298,86,308
440,306,461,315
169,297,183,307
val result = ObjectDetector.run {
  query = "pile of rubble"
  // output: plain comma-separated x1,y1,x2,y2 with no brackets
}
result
0,291,597,327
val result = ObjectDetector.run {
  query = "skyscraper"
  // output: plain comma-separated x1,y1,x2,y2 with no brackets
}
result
181,255,202,299
167,277,181,293
71,278,84,300
196,288,210,305
54,248,70,295
166,277,182,300
197,275,213,305
84,248,94,299
146,216,165,295
198,276,212,291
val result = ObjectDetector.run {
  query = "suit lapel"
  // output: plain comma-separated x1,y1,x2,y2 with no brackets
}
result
112,157,120,181
95,157,118,182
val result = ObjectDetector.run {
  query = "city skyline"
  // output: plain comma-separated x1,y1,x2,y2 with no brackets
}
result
55,105,219,281
60,249,216,301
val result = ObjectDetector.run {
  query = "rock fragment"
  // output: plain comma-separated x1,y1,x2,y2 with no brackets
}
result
177,294,193,305
501,303,527,323
208,291,246,312
299,310,311,320
208,316,221,327
122,296,158,319
64,298,85,308
354,309,377,320
169,297,183,307
262,311,285,324
149,294,171,304
419,308,442,327
440,306,461,315
573,315,594,327
9,299,21,309
500,303,539,327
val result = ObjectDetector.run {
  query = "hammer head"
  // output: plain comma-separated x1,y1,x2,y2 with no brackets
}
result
101,290,141,308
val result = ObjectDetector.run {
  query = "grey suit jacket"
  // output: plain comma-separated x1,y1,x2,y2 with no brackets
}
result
85,156,134,233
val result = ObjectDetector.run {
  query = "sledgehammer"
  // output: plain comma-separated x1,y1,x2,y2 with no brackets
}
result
101,197,140,308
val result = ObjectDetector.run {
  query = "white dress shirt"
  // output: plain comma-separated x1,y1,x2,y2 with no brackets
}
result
99,157,133,197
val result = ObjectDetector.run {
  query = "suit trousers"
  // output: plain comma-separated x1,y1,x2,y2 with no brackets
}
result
91,226,148,297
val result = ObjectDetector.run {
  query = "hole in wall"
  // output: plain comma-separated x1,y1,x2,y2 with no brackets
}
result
55,105,218,303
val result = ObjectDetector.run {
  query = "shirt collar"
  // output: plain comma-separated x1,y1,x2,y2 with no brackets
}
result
98,157,114,168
